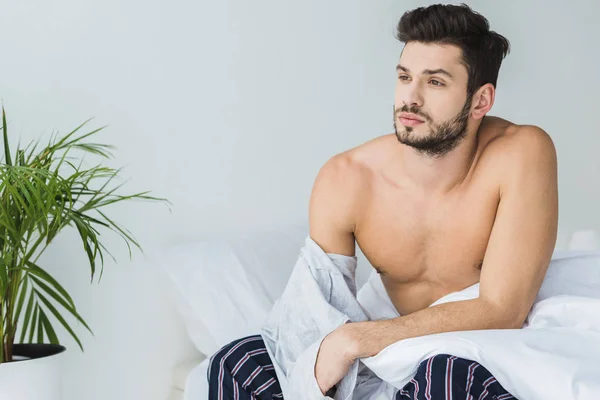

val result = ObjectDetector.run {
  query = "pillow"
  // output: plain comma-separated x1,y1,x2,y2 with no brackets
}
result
156,225,308,356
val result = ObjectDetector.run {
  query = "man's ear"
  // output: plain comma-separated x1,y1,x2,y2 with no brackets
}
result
471,83,495,120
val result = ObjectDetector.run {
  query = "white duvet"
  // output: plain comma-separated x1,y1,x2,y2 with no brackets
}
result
358,250,600,400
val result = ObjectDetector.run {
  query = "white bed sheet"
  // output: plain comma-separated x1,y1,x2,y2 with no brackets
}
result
184,358,210,400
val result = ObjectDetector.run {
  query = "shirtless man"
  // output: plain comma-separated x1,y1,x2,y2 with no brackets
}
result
209,4,558,399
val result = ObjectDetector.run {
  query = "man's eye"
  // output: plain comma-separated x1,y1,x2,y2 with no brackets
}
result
430,79,444,87
398,75,410,81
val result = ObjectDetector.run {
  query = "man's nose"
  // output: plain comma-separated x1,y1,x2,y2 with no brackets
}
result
401,83,424,108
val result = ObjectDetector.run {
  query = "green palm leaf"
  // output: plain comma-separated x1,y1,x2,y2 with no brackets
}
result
0,106,169,363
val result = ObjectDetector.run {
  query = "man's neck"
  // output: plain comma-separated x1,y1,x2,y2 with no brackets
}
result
397,129,480,197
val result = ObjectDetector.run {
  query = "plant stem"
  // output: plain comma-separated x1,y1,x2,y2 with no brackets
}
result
4,282,12,362
4,333,12,362
0,300,4,363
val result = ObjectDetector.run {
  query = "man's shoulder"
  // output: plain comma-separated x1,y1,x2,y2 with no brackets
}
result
314,135,390,192
480,117,556,165
310,136,390,228
480,117,557,187
313,151,370,200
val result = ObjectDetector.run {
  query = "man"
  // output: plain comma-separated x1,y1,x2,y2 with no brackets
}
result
209,4,558,399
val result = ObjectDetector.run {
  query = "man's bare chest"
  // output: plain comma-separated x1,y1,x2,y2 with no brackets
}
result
354,182,499,287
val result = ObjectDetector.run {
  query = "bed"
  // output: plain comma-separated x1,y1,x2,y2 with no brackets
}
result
156,226,600,400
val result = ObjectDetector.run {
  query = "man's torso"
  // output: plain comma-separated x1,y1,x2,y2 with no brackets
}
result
342,116,518,315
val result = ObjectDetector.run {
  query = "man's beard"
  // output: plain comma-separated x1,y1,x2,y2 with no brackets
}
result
393,97,472,158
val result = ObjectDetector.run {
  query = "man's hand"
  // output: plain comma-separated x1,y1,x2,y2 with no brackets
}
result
314,324,359,394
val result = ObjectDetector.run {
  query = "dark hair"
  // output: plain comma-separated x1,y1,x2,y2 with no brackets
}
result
395,3,510,96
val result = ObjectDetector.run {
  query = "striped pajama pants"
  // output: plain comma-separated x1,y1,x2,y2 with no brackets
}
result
207,335,517,400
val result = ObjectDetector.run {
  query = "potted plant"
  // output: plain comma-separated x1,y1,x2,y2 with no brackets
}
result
0,107,169,400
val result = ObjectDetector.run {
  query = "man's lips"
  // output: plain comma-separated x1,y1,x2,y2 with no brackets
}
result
398,112,425,126
399,112,424,121
399,116,425,126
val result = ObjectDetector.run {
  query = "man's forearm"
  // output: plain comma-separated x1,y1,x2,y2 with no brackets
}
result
348,298,523,359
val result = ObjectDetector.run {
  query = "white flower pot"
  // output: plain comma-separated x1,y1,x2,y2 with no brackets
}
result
0,344,66,400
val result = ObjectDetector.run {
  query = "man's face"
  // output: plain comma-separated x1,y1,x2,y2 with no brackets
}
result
394,42,473,157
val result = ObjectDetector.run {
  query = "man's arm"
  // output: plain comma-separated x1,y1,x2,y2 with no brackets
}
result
309,153,363,256
309,153,369,394
346,126,559,358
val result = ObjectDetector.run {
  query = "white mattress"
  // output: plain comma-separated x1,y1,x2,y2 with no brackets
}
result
184,358,210,400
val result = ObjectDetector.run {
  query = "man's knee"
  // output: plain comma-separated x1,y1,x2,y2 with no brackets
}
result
208,334,279,400
208,335,265,380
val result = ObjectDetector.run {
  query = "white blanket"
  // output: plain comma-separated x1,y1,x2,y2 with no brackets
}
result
261,236,600,399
